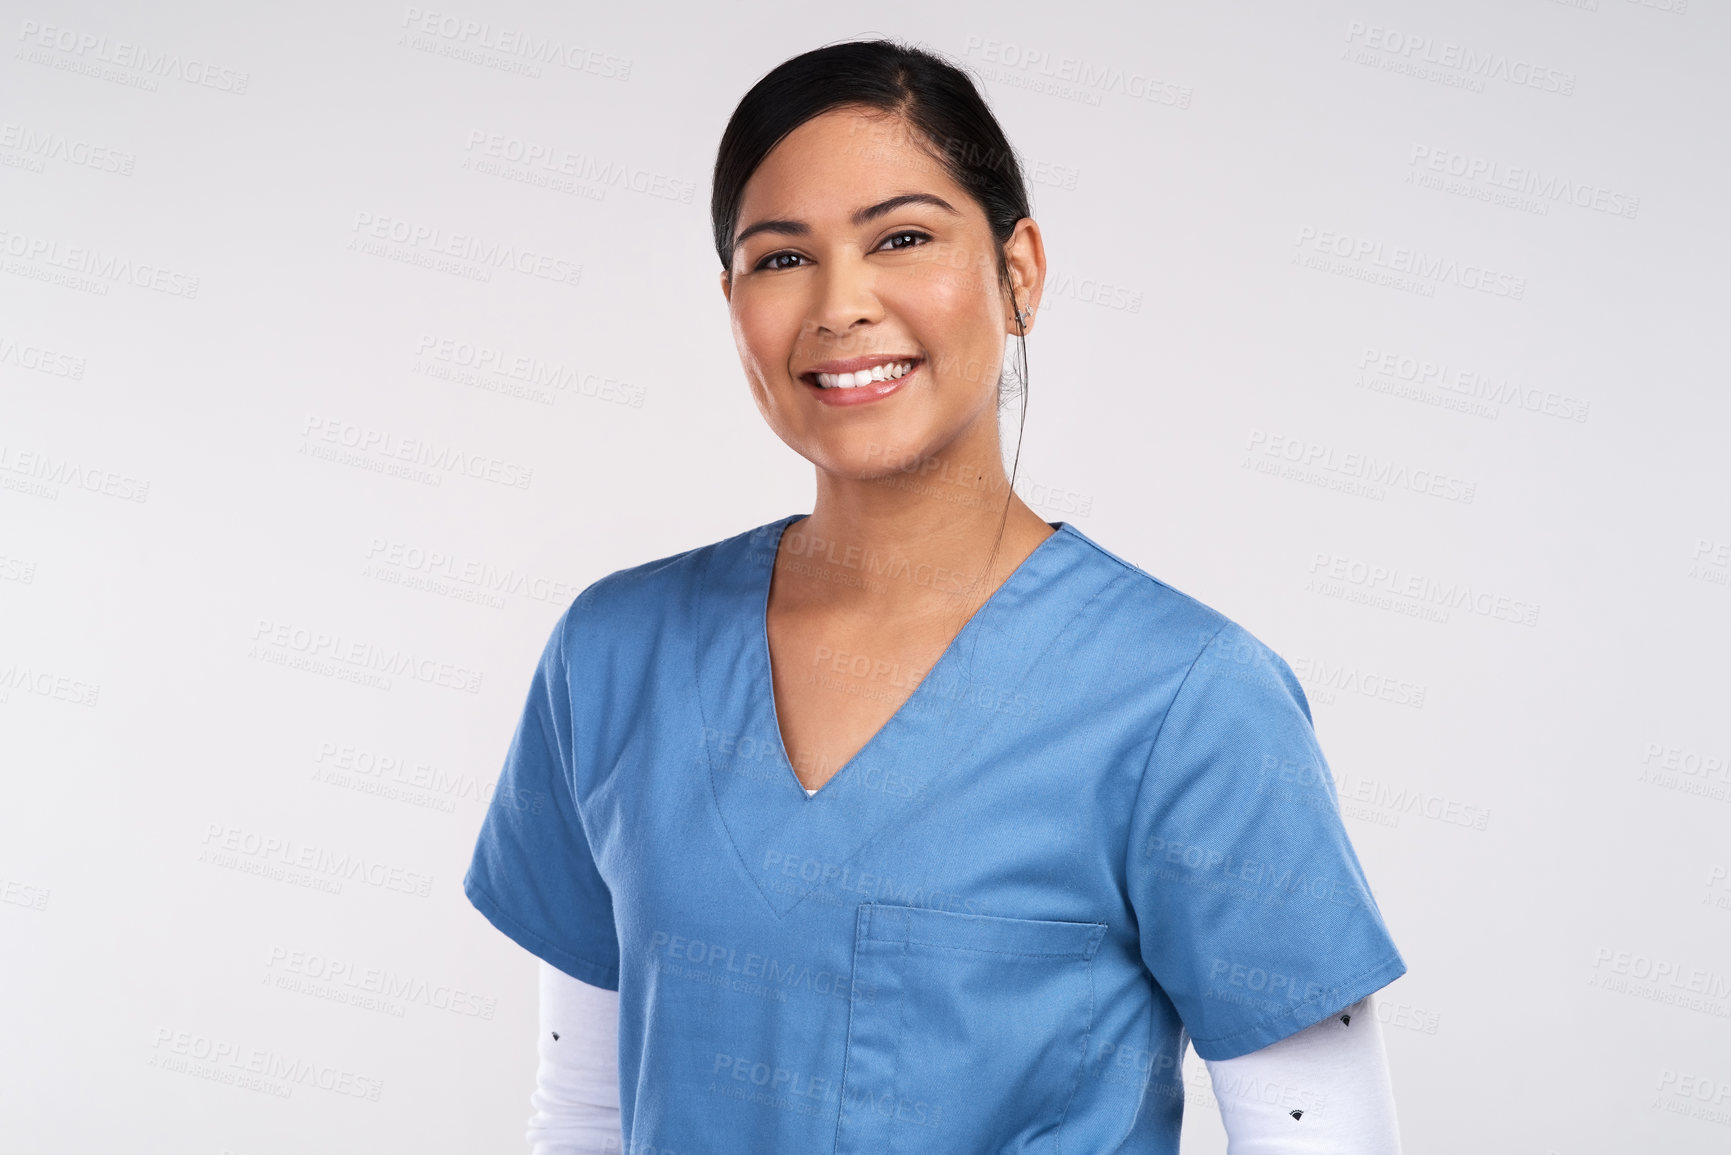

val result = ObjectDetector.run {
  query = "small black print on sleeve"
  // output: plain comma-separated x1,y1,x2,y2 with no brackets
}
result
1340,1013,1351,1026
552,1031,560,1041
1290,1109,1304,1120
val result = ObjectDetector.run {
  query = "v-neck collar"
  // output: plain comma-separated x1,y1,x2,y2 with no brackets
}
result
764,513,1071,802
694,512,1117,919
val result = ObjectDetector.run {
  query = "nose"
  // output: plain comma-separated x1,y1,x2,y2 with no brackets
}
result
809,248,882,341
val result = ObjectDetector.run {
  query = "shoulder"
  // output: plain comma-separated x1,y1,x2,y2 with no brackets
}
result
1056,523,1309,716
1057,524,1274,658
552,514,787,649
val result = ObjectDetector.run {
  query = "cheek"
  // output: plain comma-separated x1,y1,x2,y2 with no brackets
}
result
908,252,993,316
734,305,798,381
890,266,1000,390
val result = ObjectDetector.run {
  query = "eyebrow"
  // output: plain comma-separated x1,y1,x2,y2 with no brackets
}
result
733,193,961,250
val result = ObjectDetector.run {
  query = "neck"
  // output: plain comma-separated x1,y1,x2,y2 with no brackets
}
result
786,462,1054,619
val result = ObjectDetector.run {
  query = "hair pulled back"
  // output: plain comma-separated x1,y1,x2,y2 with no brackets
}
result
710,38,1037,578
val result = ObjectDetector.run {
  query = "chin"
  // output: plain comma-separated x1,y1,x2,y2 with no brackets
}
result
811,428,952,481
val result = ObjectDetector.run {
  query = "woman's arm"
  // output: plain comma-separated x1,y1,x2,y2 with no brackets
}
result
1201,993,1401,1154
529,959,625,1155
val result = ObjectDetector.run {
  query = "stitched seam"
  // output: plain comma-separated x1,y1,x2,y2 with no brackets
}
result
1102,972,1162,1153
889,929,911,1155
464,875,619,986
1122,618,1230,913
1048,950,1097,1155
1057,526,1228,623
695,533,796,925
1136,619,1230,790
1106,618,1229,1149
1191,952,1406,1050
867,939,1099,959
831,904,867,1155
552,591,605,856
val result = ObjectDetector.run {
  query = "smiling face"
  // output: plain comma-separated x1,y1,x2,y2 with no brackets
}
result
720,105,1042,482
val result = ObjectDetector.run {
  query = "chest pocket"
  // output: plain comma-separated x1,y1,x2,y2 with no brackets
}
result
833,903,1106,1155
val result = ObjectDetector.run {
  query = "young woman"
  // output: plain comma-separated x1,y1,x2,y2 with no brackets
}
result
465,39,1407,1154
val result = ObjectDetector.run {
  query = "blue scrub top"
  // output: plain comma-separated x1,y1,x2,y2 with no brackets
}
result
464,513,1407,1153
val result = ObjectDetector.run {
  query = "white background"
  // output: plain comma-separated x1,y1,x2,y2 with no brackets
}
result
3,1,1728,1152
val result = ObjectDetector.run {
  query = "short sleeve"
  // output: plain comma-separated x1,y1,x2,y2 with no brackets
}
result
1128,620,1406,1060
462,601,620,990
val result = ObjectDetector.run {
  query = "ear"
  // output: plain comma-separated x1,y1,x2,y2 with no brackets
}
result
1001,217,1046,335
719,267,733,304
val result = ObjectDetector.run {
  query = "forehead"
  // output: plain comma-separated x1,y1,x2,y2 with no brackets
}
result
737,106,970,223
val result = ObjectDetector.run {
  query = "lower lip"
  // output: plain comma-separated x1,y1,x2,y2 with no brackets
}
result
803,361,920,407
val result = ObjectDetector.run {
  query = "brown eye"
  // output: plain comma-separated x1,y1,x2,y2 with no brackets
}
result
880,230,931,251
753,251,806,272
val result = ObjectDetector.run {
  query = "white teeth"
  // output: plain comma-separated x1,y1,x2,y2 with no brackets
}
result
814,361,915,389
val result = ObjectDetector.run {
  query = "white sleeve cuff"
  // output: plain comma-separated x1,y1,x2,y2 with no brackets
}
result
1200,992,1402,1153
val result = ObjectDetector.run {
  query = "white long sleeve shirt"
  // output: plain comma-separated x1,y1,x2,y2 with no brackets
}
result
530,958,624,1155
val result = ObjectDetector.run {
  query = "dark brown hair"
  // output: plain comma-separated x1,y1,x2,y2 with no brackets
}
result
711,38,1037,586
